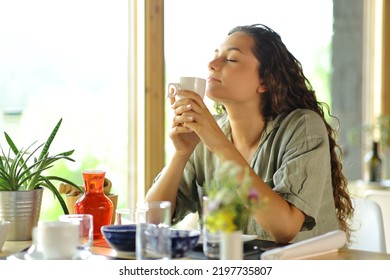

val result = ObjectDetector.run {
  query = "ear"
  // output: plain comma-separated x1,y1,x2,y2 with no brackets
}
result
256,81,268,94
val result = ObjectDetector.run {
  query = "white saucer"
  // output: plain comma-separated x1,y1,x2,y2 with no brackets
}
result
7,247,105,260
197,234,257,244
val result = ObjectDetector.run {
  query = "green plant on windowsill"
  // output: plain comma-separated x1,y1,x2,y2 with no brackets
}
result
363,115,390,149
348,115,390,150
0,118,83,214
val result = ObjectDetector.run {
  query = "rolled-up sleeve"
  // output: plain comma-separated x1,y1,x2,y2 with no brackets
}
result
271,111,332,231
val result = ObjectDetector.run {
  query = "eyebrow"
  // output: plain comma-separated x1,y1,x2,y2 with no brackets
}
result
214,47,243,54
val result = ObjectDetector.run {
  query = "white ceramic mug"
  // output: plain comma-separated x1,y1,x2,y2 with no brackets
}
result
168,77,206,99
38,221,79,260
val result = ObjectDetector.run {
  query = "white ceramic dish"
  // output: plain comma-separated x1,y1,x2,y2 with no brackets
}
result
0,220,10,251
7,248,106,260
197,234,257,244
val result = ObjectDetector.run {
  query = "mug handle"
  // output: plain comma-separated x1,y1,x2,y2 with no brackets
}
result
167,83,181,98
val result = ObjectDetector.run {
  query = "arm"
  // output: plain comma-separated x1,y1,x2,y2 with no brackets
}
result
210,140,305,244
144,152,188,213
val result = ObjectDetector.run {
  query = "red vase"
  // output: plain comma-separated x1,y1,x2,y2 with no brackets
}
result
74,170,113,240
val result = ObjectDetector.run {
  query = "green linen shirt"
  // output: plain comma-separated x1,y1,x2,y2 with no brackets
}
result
157,108,339,243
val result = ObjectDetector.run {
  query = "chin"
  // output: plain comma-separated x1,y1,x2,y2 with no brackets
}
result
205,88,222,102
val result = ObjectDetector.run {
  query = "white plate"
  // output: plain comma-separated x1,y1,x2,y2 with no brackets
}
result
7,247,106,260
197,234,257,244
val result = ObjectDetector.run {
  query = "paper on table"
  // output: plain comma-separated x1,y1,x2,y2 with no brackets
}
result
260,230,346,260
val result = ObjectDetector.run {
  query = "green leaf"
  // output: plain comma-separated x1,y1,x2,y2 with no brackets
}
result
38,118,62,162
41,177,69,214
45,175,84,193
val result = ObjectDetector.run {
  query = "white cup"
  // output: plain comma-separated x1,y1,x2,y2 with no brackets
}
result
38,221,79,260
59,214,94,250
168,77,206,100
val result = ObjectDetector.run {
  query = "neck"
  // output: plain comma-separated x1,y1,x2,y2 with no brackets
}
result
225,106,266,149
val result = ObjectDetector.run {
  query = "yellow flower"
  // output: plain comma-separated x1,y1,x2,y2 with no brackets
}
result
206,208,237,233
204,161,265,233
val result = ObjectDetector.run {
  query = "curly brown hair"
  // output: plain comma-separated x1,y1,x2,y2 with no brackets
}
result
228,24,354,241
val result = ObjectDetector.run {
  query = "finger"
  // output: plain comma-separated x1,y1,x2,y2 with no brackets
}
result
175,90,206,108
183,121,197,132
173,114,194,126
173,103,192,115
171,126,194,134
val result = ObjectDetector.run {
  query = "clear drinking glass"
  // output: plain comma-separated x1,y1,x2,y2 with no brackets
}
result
59,214,94,251
115,208,138,225
202,196,220,259
136,201,172,260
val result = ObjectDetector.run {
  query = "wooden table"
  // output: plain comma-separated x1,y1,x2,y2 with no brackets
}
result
3,239,390,260
90,245,390,260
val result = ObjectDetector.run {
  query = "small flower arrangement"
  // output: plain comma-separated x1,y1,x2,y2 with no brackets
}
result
204,160,263,233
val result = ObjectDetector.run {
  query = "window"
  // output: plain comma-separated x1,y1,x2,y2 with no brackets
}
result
0,0,129,219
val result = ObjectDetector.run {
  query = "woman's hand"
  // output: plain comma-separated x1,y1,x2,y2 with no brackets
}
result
170,89,230,156
168,90,202,157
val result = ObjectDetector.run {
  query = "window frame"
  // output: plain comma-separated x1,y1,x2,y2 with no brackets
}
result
130,0,165,205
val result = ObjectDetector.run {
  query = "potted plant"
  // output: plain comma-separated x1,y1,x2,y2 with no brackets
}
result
0,118,83,240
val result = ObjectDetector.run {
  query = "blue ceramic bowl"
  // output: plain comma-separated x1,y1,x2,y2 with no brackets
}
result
170,229,200,258
101,224,136,253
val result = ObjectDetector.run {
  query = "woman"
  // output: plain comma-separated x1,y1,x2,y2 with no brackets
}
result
146,24,353,244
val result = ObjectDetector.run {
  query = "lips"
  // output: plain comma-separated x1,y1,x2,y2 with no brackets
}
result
207,76,221,83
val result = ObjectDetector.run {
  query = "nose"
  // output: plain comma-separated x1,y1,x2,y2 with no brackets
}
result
208,57,221,72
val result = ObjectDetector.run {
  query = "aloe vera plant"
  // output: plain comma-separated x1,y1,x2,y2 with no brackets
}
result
0,118,83,214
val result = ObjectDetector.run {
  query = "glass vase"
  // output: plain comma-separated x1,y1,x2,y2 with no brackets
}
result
74,170,113,240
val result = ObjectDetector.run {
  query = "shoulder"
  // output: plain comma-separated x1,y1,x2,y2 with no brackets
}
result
284,109,324,125
276,109,327,136
267,109,329,151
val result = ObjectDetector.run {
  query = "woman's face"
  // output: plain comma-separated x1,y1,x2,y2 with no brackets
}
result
206,31,266,106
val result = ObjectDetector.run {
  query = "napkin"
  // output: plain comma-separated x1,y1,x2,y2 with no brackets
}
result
260,230,346,260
